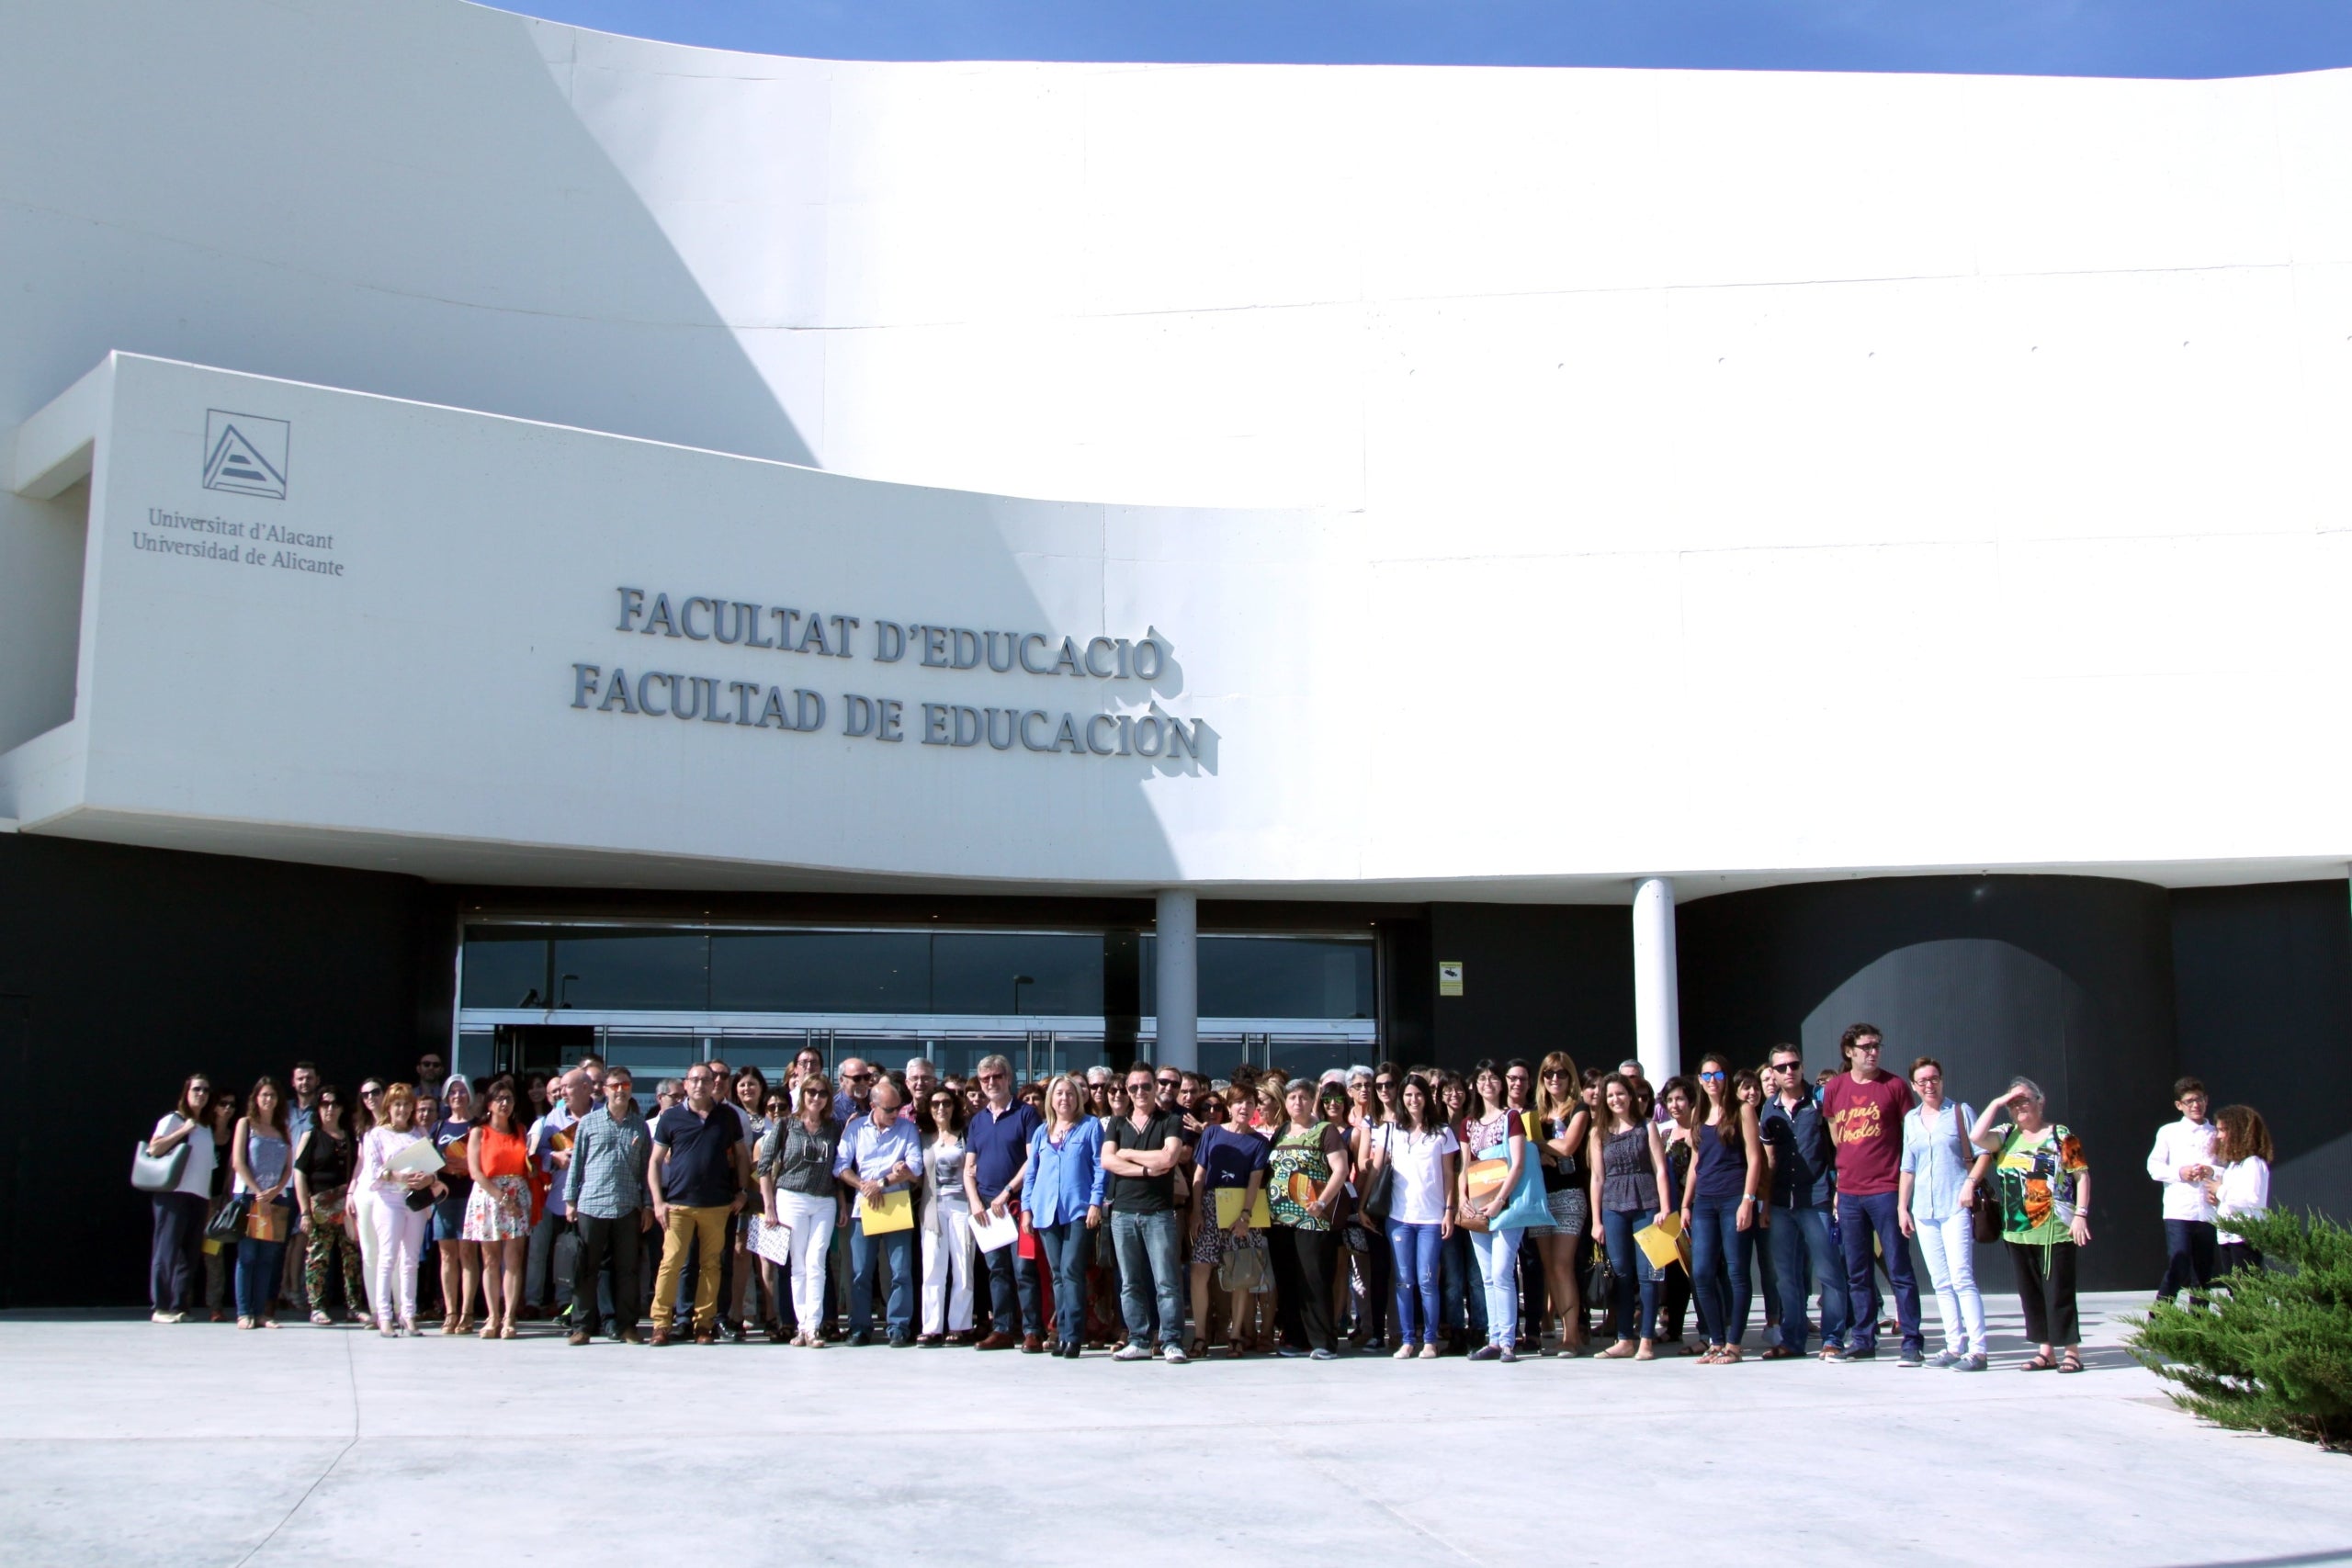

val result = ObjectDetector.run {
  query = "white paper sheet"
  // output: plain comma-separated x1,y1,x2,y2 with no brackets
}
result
970,1208,1020,1254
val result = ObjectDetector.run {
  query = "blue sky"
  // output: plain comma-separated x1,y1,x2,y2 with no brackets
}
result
508,1,2352,77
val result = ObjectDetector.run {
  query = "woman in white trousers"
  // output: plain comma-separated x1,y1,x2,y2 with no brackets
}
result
355,1082,439,1337
1897,1057,1989,1371
348,1079,388,1314
920,1091,975,1343
758,1074,847,1348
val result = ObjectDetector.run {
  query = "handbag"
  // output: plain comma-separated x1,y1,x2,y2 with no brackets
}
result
1217,1232,1272,1293
1471,1143,1550,1233
132,1120,191,1192
1357,1127,1396,1223
1960,1107,2000,1245
205,1192,253,1243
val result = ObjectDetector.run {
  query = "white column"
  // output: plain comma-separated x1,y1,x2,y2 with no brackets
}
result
1633,877,1680,1087
1154,888,1198,1071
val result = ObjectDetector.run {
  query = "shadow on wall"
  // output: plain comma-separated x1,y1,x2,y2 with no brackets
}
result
1678,874,2179,1292
0,0,814,464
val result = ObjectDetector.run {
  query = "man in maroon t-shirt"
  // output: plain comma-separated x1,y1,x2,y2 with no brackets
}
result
1822,1023,1925,1364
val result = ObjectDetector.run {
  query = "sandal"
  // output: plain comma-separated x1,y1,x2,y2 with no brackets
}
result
1189,1337,1207,1361
1718,1345,1742,1364
2020,1351,2058,1371
2057,1350,2085,1374
1761,1345,1803,1360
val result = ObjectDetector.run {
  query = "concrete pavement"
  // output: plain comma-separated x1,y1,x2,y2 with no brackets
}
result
2,1292,2346,1567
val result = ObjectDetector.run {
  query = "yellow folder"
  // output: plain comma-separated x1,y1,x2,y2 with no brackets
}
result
1215,1186,1271,1229
1634,1213,1690,1272
860,1188,914,1235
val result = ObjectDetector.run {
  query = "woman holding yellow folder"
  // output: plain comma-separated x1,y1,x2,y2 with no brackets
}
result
1589,1073,1675,1361
1189,1091,1270,1358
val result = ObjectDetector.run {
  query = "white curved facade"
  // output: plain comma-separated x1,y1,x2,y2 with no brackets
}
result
6,0,2352,899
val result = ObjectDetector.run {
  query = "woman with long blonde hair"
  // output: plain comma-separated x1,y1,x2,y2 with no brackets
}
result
1022,1072,1105,1357
1532,1051,1591,1352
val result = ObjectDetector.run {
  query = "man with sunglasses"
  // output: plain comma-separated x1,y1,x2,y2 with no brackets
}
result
832,1058,876,1124
1821,1024,1924,1365
962,1054,1045,1351
1103,1064,1193,1361
1758,1045,1850,1360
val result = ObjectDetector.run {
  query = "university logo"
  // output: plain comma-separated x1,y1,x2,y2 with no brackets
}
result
202,410,289,500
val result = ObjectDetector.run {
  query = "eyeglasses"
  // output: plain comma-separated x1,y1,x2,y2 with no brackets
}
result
978,1071,1007,1083
1914,1074,1942,1085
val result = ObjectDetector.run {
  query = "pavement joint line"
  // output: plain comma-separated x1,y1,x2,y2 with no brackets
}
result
227,1325,361,1568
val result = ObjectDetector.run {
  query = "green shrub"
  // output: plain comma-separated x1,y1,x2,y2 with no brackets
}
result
2128,1208,2352,1450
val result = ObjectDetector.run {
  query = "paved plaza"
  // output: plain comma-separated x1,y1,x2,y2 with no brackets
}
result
4,1292,2346,1568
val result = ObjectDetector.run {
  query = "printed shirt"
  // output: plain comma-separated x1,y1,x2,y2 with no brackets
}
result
1268,1122,1347,1232
563,1103,651,1220
1820,1071,1915,1197
1991,1122,2089,1244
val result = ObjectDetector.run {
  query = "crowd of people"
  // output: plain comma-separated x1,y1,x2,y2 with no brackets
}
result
141,1026,2276,1371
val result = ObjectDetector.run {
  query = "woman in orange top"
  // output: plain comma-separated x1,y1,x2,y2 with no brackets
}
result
464,1081,534,1338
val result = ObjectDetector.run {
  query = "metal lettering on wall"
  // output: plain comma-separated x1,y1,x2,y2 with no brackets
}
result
567,588,1204,762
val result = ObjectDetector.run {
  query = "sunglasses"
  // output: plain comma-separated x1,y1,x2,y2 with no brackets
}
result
1699,1071,1725,1081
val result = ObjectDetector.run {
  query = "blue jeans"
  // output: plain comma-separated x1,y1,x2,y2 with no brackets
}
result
1470,1226,1526,1347
1687,1196,1752,1348
1838,1190,1922,1353
1035,1220,1092,1348
1770,1201,1849,1351
1440,1226,1486,1340
1385,1220,1442,1346
1600,1208,1662,1344
1739,1212,1778,1322
1110,1210,1184,1348
848,1224,913,1338
233,1203,291,1321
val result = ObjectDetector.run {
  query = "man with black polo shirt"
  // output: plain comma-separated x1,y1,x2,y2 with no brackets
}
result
962,1054,1043,1352
647,1066,749,1346
1102,1064,1193,1363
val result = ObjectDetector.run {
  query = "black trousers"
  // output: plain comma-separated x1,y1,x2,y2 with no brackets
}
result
2158,1219,2217,1302
1270,1226,1338,1352
150,1192,205,1313
2007,1239,2079,1347
573,1213,643,1336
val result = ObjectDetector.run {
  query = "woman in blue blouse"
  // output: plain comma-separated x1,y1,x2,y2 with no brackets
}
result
1023,1072,1105,1359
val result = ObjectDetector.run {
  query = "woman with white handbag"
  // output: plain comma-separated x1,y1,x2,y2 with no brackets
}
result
141,1074,216,1324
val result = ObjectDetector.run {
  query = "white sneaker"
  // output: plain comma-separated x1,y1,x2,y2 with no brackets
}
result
1392,1342,1415,1359
1113,1343,1153,1361
1161,1344,1189,1364
150,1310,184,1325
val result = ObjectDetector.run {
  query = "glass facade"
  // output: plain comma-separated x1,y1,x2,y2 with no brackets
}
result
454,923,1376,1084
